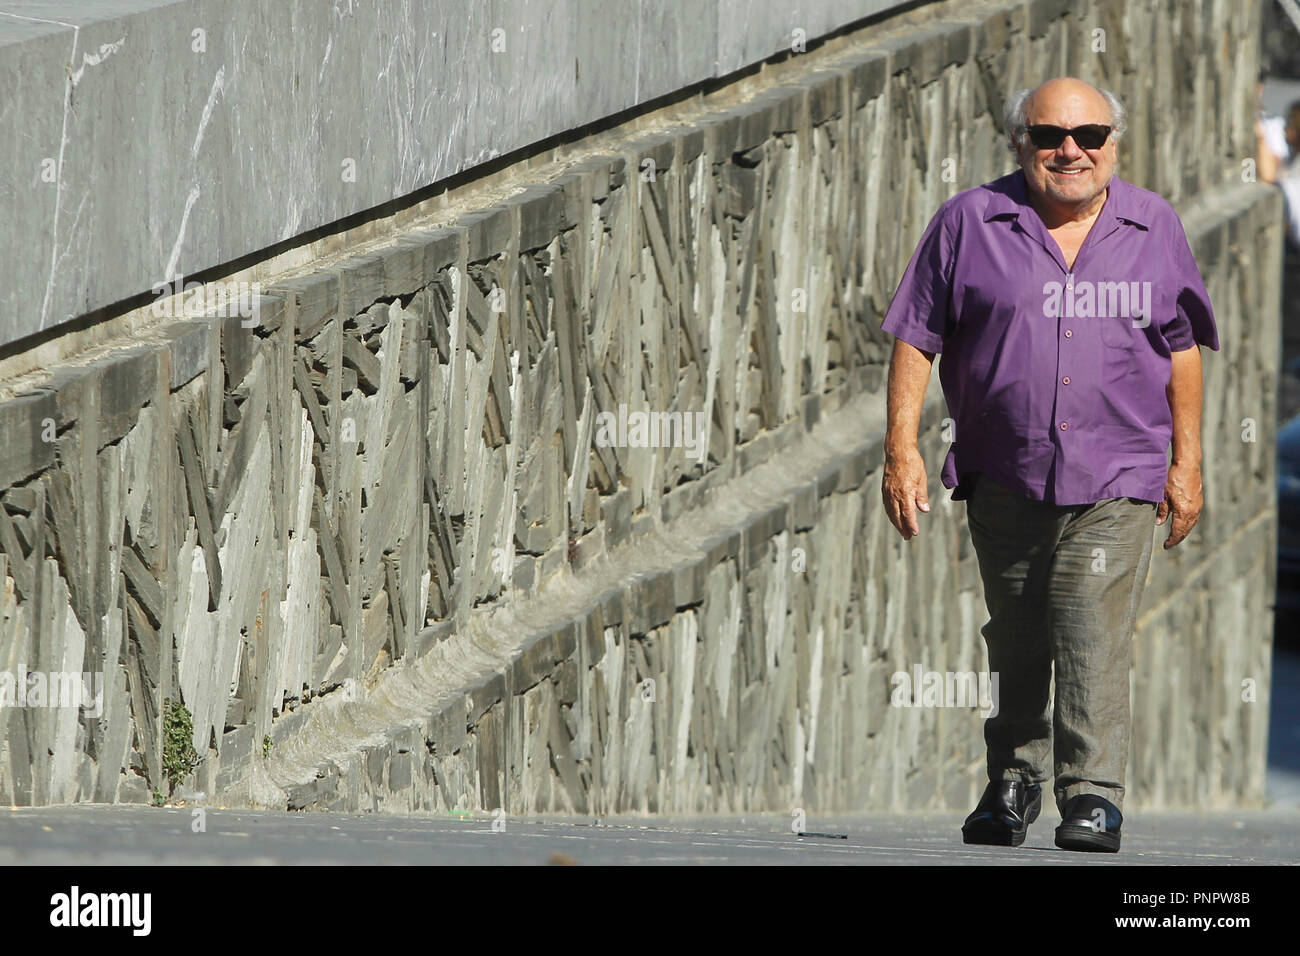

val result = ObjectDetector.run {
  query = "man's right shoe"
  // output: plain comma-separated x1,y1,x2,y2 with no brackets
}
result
1055,794,1122,853
962,780,1042,847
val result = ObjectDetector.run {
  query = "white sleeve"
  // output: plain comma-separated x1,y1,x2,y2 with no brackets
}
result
1261,114,1291,162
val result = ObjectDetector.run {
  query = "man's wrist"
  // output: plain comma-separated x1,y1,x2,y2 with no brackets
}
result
885,438,919,460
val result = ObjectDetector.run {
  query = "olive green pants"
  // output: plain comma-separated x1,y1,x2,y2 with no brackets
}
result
965,472,1157,816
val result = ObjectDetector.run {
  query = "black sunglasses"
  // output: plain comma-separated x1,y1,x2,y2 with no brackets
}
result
1025,124,1112,150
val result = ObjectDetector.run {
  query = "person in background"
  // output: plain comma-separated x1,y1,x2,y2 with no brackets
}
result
1257,98,1300,248
1258,92,1300,422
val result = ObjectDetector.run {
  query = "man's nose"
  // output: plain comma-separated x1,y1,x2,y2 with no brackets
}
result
1056,136,1085,160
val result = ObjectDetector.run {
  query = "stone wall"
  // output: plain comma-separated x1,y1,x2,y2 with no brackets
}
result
0,0,1279,812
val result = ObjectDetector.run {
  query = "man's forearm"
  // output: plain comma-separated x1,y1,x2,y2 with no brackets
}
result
886,338,936,456
1167,344,1203,465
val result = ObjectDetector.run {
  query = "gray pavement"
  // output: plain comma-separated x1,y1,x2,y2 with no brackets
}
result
1,806,1297,865
4,646,1296,867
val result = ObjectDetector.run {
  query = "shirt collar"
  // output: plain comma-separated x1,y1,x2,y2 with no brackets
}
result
981,168,1150,229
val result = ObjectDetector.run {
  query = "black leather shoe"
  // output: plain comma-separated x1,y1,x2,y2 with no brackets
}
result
1055,794,1122,853
962,780,1042,847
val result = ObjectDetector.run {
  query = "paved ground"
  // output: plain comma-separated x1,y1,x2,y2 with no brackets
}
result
4,626,1294,869
5,641,1297,867
1,806,1296,865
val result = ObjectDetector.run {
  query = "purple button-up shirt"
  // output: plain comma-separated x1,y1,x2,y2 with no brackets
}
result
881,169,1219,506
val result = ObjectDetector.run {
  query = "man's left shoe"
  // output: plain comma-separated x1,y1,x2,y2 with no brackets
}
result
1055,794,1122,853
962,780,1041,846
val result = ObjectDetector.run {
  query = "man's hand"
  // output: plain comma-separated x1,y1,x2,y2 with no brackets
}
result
883,445,931,540
883,337,936,540
1155,459,1202,549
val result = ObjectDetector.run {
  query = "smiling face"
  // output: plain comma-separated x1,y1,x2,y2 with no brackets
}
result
1015,79,1117,216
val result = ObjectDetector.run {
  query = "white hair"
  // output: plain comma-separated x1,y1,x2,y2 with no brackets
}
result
1003,83,1127,154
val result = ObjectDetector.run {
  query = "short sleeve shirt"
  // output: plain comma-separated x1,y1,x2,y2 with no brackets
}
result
880,169,1219,506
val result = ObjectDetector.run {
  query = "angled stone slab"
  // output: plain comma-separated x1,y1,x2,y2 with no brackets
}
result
462,206,516,264
562,155,622,201
247,294,287,335
727,93,779,153
268,271,339,340
377,238,426,298
403,226,464,280
796,70,846,125
1027,0,1070,39
872,19,976,84
156,320,210,390
338,253,387,321
842,48,891,108
633,132,677,179
219,315,263,393
513,182,581,254
762,85,808,136
972,5,1017,58
35,363,100,431
94,345,162,449
0,391,57,490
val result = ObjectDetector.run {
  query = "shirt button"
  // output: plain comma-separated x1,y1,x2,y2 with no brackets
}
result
1064,330,1072,338
1062,376,1070,384
1060,422,1069,430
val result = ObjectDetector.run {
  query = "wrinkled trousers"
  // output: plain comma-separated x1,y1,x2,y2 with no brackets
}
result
965,472,1157,815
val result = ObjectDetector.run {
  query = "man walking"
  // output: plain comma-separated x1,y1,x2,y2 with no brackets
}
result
879,77,1218,853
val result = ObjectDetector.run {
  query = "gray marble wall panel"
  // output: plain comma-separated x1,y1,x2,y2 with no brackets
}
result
0,0,912,346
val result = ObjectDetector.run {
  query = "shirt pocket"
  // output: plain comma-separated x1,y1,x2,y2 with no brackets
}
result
1099,314,1141,349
